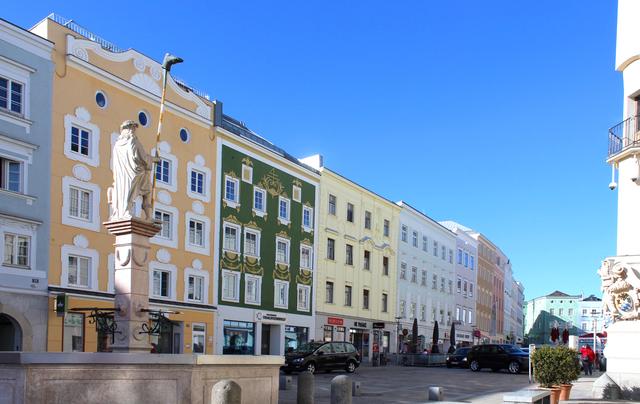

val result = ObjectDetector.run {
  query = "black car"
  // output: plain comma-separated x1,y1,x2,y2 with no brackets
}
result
281,341,361,374
446,347,471,368
467,344,529,374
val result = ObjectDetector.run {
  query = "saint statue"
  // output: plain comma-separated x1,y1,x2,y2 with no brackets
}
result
108,120,158,221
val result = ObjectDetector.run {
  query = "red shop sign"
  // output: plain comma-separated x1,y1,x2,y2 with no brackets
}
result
327,317,344,325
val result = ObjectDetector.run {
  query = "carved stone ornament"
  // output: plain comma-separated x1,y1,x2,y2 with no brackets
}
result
599,259,640,321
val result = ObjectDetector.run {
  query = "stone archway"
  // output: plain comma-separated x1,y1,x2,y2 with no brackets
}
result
0,313,23,351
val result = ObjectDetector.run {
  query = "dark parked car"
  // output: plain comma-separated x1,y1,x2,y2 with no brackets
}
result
281,341,361,374
467,344,529,374
446,347,471,368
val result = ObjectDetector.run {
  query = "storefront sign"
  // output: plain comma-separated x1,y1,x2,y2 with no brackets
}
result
327,317,344,325
354,321,367,328
256,312,286,323
372,322,385,329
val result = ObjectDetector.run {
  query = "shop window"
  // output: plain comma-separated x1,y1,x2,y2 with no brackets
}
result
223,320,255,355
192,323,205,354
323,325,333,342
63,312,84,352
285,325,308,351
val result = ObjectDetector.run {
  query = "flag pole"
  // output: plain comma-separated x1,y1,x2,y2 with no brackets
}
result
150,53,183,208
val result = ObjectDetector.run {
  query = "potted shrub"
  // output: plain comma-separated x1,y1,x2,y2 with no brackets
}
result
556,346,582,400
531,346,562,404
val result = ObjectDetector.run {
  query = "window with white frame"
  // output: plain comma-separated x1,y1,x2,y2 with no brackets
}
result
449,249,453,263
64,108,100,167
0,157,22,193
190,169,205,195
401,225,407,242
3,233,30,268
276,237,290,265
457,248,463,264
187,274,204,302
400,300,406,318
383,219,390,237
155,158,171,184
192,323,206,354
457,277,462,293
245,274,261,305
463,280,468,295
364,211,372,230
275,280,289,308
302,206,313,230
432,274,437,289
224,175,239,206
278,197,290,223
412,231,418,247
188,219,204,247
421,270,427,286
297,284,310,311
467,310,473,324
152,269,171,298
382,293,388,312
62,177,101,232
328,194,337,215
441,245,446,260
300,244,312,269
400,261,407,280
0,75,23,115
68,186,91,221
464,252,469,267
68,255,90,288
244,228,260,257
223,223,240,252
470,255,475,269
456,306,461,321
253,186,266,215
410,302,416,318
469,283,474,297
421,305,426,321
221,270,240,302
433,240,438,256
346,203,354,223
448,279,453,294
155,210,172,239
411,266,417,283
422,236,428,252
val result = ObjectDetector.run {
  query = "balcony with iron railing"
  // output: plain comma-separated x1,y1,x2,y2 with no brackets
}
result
608,114,640,158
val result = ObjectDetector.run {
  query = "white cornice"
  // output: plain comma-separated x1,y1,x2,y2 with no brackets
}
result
0,20,53,60
66,55,212,128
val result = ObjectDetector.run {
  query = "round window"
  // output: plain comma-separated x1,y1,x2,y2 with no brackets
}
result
95,91,107,108
138,111,149,127
179,128,190,143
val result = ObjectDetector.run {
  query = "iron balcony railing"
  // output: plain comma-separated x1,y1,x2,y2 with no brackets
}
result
608,114,640,157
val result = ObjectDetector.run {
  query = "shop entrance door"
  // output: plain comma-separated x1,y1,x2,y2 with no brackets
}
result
0,314,21,351
261,324,271,355
350,330,370,361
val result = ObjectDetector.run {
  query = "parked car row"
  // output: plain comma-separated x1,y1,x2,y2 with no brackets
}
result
445,344,529,374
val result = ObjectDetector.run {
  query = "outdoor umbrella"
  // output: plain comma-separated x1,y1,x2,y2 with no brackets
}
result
412,318,418,353
448,322,456,353
431,321,440,353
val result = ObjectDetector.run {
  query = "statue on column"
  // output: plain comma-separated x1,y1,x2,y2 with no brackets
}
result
108,120,158,221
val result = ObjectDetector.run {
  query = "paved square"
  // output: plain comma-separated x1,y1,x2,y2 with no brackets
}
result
279,366,533,403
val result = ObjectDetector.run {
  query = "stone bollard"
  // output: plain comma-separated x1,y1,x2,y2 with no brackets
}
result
297,371,315,404
351,381,361,396
280,375,293,390
427,386,444,401
212,380,241,404
331,375,352,404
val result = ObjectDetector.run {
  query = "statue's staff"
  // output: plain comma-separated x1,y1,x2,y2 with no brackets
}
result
150,53,183,208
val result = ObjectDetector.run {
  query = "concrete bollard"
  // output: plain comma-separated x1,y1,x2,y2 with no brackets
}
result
351,381,361,396
331,375,352,404
280,375,293,390
297,371,315,404
212,380,241,404
427,386,444,401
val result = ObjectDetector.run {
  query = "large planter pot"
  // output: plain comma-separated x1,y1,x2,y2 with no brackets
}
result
549,386,561,404
558,384,572,401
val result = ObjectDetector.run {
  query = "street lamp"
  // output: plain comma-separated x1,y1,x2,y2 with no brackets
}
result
395,316,402,364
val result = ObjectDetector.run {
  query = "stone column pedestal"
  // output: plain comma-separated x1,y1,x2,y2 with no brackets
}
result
104,218,160,353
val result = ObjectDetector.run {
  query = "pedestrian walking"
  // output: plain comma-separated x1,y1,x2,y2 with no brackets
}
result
580,344,595,375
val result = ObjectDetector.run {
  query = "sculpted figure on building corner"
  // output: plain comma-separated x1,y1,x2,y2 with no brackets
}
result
108,120,158,221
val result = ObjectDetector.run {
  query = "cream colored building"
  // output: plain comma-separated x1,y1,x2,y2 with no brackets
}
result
300,155,399,362
31,15,217,354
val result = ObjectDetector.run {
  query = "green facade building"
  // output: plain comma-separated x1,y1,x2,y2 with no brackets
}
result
214,115,319,355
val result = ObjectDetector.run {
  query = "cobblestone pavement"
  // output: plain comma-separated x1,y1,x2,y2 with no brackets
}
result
278,365,535,403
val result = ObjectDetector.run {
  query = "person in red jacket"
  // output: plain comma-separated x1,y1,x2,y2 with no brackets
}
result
580,345,596,375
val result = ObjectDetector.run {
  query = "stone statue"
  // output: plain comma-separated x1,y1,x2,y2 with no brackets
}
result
599,260,640,321
108,120,158,221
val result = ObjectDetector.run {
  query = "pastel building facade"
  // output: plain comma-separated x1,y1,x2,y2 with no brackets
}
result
578,295,604,334
303,155,399,361
523,291,581,344
214,110,319,356
0,18,54,352
31,15,217,354
440,221,478,345
396,203,457,351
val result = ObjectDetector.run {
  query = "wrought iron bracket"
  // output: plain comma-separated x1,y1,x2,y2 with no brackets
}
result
69,307,121,340
138,308,181,335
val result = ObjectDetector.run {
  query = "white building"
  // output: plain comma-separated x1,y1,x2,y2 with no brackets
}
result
599,0,640,394
440,221,478,346
578,295,604,334
514,280,525,342
396,202,456,352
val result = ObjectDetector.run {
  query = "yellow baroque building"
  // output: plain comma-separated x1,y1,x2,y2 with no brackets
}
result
31,15,217,353
300,155,400,363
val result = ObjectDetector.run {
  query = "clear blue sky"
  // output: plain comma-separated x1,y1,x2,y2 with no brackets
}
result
5,1,621,301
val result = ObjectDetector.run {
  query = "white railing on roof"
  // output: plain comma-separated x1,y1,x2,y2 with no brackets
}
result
47,13,123,53
47,13,211,100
